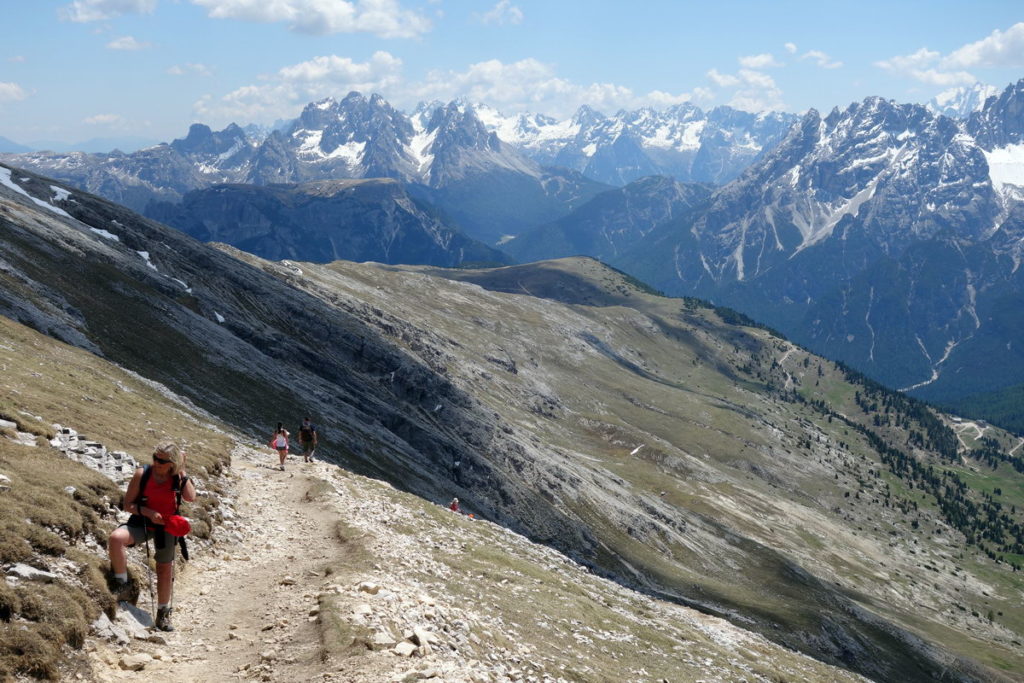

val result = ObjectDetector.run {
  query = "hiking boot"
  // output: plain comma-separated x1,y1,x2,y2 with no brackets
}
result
155,606,174,632
111,577,134,603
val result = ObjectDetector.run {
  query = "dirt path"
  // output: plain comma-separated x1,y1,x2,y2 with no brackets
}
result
87,449,396,682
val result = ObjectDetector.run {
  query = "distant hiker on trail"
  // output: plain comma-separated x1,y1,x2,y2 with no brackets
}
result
449,497,460,512
108,441,195,632
270,422,289,470
298,416,318,463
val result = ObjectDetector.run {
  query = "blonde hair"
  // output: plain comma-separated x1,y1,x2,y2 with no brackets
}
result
153,441,183,475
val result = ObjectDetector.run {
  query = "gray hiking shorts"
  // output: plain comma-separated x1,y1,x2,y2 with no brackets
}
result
120,521,176,564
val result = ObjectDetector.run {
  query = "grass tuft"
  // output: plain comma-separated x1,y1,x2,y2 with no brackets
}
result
0,625,60,680
318,594,373,660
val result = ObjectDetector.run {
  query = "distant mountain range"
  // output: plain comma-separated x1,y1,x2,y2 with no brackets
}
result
0,92,794,245
471,101,797,186
0,135,161,154
0,135,33,153
553,79,1024,410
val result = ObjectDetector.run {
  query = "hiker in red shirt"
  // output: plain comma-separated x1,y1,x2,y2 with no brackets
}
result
107,441,196,631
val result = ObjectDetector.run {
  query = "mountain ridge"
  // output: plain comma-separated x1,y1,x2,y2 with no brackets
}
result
144,177,512,267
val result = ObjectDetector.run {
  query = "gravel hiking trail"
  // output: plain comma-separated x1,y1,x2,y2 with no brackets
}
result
87,448,401,682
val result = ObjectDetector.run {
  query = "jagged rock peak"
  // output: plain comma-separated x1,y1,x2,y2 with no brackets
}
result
665,101,705,121
307,96,338,111
341,90,367,105
170,122,249,156
572,105,606,127
427,101,498,149
967,78,1024,149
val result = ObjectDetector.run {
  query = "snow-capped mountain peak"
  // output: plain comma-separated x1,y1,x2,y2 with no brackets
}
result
927,83,999,119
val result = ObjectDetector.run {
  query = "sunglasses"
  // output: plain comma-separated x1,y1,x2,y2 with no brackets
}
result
153,455,172,464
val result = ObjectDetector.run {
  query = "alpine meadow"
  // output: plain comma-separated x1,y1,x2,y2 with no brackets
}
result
2,3,1024,682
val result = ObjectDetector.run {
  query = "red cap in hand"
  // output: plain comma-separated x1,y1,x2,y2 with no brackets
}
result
165,515,191,537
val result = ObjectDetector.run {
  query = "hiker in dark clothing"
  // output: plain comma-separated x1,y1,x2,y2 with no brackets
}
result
298,417,318,463
108,441,196,631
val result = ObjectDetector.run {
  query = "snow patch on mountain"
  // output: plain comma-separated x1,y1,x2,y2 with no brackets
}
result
928,84,999,119
89,227,119,241
0,167,72,217
472,104,572,149
296,129,324,157
793,170,882,253
326,140,365,163
983,143,1024,195
644,120,705,151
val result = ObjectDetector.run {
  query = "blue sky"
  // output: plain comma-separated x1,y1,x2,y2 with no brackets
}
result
1,0,1023,145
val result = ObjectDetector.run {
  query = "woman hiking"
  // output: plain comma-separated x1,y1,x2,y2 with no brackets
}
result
270,422,290,471
107,441,196,631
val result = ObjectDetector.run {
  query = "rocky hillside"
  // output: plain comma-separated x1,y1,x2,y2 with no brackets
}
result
1,164,1023,681
144,178,510,267
0,313,868,682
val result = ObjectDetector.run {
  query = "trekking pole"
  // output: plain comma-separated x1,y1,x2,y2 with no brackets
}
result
144,535,156,621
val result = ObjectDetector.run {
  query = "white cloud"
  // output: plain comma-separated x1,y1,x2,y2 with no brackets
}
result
277,51,404,85
704,68,784,112
943,22,1024,68
107,36,149,50
83,113,125,125
0,82,28,103
59,0,157,22
646,89,707,108
707,68,739,87
739,53,782,69
877,47,940,72
876,47,975,86
784,42,797,54
194,51,404,123
191,0,431,38
9,56,26,63
800,50,842,69
194,54,697,124
731,70,783,111
478,0,523,25
410,58,690,117
875,22,1024,87
168,63,214,76
737,69,775,89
